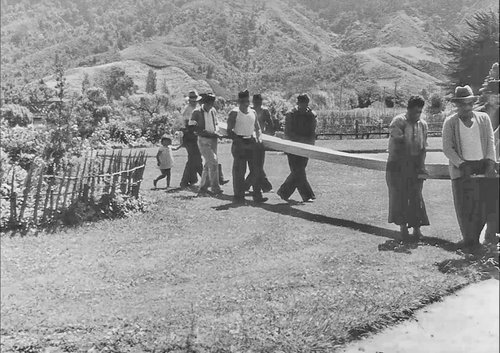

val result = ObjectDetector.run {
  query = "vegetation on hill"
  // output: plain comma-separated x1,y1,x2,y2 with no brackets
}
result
439,10,499,93
0,0,498,106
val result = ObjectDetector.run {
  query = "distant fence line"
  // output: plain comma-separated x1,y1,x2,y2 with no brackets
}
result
1,149,147,229
316,121,443,140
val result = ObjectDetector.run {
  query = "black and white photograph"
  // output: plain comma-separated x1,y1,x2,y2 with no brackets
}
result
0,0,499,352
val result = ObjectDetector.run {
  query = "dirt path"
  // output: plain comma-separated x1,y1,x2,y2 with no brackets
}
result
340,279,499,353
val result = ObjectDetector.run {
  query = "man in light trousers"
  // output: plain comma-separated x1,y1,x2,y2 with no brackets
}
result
190,93,223,195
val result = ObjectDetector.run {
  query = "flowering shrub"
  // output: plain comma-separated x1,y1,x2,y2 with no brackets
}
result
0,104,33,127
60,192,149,227
0,123,48,170
144,113,175,143
105,119,143,145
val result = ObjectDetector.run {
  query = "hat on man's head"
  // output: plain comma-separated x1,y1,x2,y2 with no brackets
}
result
160,134,172,142
238,89,250,100
187,90,201,102
297,93,310,103
252,94,263,102
200,93,216,104
450,85,478,103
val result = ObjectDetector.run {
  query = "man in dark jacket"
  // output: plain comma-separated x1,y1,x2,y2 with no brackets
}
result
277,94,317,202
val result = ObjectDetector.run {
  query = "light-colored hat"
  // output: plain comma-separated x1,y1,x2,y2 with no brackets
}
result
450,85,478,102
161,134,172,142
187,90,201,102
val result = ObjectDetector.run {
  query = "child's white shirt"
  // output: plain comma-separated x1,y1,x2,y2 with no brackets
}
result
157,146,174,169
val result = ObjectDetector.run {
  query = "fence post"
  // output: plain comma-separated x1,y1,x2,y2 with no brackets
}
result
32,165,45,225
54,165,69,212
42,173,55,224
19,165,34,221
70,163,81,206
62,166,73,209
355,120,359,139
9,166,17,226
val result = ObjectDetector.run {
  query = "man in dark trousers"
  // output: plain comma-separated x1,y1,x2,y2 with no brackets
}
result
244,93,274,193
277,93,317,202
226,90,268,203
176,90,203,188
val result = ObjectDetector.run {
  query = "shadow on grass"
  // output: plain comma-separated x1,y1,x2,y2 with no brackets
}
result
213,201,459,254
435,245,499,281
214,201,400,238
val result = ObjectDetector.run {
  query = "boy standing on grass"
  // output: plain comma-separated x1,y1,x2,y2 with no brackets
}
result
153,135,174,189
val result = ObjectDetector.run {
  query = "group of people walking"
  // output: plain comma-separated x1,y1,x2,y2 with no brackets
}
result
155,80,498,253
156,89,317,204
173,89,317,203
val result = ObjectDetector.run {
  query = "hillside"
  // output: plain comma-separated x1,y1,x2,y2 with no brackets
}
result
1,0,498,101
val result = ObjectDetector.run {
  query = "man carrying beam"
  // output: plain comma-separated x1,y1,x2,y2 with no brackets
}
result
244,93,274,194
386,96,429,242
190,93,223,196
277,94,317,202
226,90,268,204
443,85,498,252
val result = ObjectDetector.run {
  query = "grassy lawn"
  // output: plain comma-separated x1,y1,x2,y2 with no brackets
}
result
0,138,490,352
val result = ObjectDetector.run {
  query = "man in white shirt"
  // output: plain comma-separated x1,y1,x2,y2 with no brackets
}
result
190,93,223,195
442,85,497,251
226,90,268,203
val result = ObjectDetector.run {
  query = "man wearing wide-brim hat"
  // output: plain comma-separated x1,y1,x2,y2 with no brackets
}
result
190,93,223,195
442,85,498,251
176,90,203,188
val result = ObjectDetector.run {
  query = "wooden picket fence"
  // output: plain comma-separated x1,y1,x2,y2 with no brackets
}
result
1,149,147,229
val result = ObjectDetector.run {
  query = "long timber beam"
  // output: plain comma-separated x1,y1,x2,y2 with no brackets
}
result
218,123,496,180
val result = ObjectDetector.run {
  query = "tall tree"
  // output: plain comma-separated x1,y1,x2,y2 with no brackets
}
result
99,66,135,100
440,10,499,93
145,69,157,94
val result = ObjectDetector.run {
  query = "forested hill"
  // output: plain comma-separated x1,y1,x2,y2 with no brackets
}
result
1,0,498,99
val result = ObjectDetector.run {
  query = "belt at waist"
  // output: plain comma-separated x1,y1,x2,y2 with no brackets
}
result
236,135,254,139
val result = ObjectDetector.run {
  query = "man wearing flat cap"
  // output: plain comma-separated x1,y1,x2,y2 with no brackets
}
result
277,93,317,202
244,93,274,193
190,93,223,195
226,90,268,203
442,85,498,251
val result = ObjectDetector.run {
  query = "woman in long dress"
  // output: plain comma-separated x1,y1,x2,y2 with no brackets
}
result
386,96,429,241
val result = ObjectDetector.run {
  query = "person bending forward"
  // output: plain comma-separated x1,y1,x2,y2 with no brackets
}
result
386,96,429,241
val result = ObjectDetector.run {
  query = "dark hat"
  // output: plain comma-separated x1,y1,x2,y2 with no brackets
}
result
450,85,478,103
252,94,263,102
297,93,310,103
200,93,216,103
187,90,201,102
238,89,250,100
